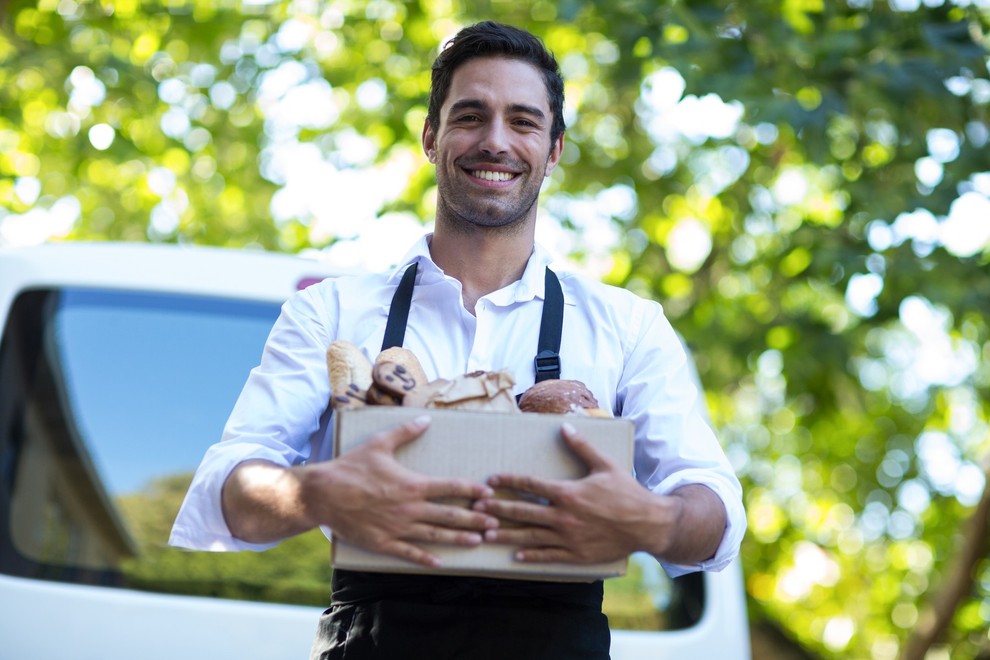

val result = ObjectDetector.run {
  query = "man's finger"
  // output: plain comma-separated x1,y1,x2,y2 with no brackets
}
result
369,415,432,452
419,500,500,532
483,525,558,547
402,522,486,547
473,495,555,526
484,473,559,501
560,422,617,472
421,476,495,502
513,547,578,564
378,539,443,568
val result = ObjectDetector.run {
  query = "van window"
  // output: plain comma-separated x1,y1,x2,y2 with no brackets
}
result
0,286,703,628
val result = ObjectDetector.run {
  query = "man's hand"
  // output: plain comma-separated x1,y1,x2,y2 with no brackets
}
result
222,415,499,568
473,422,726,565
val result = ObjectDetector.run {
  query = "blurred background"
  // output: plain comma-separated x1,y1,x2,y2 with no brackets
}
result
2,1,989,657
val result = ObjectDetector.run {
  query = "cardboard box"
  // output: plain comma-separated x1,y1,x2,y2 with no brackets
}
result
331,406,634,581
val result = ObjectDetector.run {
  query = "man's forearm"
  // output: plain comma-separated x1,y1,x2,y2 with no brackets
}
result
221,459,316,543
648,484,727,565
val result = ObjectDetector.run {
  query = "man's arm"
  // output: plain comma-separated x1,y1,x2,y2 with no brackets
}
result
222,416,501,567
474,422,727,565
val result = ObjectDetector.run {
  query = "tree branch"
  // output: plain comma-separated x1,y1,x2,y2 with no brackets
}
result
900,457,990,660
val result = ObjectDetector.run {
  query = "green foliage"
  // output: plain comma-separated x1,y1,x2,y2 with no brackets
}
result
6,1,990,658
116,474,332,605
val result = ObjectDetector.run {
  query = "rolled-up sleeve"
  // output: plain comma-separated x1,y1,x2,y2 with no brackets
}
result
619,300,746,577
169,286,337,551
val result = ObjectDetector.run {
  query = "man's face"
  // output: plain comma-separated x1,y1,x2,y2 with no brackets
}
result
423,57,564,232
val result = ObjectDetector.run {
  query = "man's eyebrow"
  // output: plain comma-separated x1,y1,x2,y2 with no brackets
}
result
448,99,486,115
509,103,547,120
447,99,547,121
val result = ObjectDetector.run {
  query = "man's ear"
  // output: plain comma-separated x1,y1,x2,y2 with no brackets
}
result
422,120,437,164
544,133,565,177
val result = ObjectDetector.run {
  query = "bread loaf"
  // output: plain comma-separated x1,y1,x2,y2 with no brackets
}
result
367,347,430,405
518,379,610,416
327,340,374,410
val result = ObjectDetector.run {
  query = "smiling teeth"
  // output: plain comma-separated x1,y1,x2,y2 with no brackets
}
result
473,170,514,182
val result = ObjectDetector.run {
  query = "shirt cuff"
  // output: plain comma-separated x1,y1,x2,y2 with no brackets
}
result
650,470,747,578
168,527,281,553
168,443,297,552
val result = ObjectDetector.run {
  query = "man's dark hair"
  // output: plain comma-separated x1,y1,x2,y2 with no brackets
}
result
428,21,566,145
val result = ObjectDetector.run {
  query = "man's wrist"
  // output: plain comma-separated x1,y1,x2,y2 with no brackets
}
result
638,490,683,557
643,484,726,564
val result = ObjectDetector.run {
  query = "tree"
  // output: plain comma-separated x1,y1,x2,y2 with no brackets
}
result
117,473,333,605
3,1,989,657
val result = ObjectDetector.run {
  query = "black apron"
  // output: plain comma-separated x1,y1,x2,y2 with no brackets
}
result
310,262,611,660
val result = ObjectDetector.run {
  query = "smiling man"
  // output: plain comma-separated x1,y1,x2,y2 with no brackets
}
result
423,54,562,312
171,21,745,659
426,57,561,231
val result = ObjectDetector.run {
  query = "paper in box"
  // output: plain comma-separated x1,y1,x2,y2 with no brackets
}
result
331,406,634,581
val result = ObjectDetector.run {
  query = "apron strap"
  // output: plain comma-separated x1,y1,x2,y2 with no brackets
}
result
380,261,564,381
381,262,418,352
534,266,563,382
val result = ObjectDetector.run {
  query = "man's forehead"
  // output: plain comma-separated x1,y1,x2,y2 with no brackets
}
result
444,57,550,112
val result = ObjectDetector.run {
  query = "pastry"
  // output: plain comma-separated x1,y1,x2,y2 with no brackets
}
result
518,379,610,416
404,370,520,413
327,340,374,410
367,347,430,405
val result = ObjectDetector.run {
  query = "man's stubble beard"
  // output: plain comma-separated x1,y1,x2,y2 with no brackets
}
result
433,165,545,238
434,191,539,238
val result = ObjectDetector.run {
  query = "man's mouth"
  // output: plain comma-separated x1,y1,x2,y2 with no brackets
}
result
470,170,517,182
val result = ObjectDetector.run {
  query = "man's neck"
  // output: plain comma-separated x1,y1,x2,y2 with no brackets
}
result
429,227,534,313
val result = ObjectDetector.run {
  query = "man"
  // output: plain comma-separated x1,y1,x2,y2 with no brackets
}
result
171,21,745,659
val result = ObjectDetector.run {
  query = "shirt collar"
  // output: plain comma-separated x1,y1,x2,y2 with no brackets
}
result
498,242,554,304
386,234,440,285
386,234,556,304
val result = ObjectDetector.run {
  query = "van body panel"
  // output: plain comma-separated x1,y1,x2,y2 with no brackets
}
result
0,573,319,659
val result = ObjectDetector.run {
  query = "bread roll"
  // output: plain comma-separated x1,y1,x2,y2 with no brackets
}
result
368,347,430,405
327,340,374,410
518,379,609,416
372,348,429,396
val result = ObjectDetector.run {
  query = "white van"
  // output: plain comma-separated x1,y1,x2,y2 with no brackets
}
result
0,242,749,659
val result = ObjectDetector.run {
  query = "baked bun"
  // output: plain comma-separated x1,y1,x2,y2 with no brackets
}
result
365,347,429,405
518,379,610,416
327,340,374,410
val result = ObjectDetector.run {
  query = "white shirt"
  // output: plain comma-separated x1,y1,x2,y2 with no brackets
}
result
170,236,746,577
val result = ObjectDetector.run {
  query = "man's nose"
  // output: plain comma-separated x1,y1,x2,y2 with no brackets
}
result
478,121,510,155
